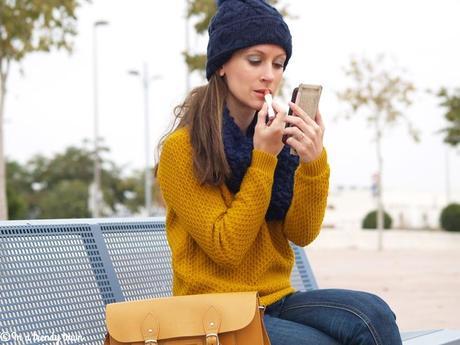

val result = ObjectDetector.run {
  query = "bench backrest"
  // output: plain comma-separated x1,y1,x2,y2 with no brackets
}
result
0,217,317,345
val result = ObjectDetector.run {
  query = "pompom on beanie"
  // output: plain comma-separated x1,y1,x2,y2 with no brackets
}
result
206,0,292,80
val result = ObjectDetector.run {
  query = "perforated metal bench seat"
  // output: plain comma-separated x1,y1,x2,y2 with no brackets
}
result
1,217,459,345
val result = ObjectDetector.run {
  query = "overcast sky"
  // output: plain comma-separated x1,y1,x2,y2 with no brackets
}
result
4,0,460,200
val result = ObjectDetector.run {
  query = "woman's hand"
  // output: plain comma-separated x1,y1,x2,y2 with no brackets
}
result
253,102,286,156
284,102,325,163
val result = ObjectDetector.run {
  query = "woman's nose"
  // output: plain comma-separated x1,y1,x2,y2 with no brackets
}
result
260,64,275,83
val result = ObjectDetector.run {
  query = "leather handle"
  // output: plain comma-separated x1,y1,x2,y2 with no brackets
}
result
141,313,160,344
203,306,221,345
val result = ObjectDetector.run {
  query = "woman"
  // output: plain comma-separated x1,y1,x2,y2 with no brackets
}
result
156,0,402,344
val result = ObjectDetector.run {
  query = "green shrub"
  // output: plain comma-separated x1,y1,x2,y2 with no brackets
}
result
7,186,28,220
440,203,460,232
362,210,392,229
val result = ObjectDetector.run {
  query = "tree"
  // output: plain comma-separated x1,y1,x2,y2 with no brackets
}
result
121,169,164,214
0,0,89,219
437,88,460,148
337,55,417,250
435,88,460,203
39,180,91,218
184,0,294,75
6,142,158,219
28,144,125,218
6,160,30,219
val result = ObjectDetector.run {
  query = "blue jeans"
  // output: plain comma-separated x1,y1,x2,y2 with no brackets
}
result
263,289,402,345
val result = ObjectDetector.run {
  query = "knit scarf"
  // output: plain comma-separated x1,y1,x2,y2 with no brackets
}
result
222,107,299,221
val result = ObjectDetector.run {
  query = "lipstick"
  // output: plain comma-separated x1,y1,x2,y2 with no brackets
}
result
264,90,276,120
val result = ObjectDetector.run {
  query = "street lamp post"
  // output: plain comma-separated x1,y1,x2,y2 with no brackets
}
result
128,64,160,216
92,20,109,218
185,0,191,93
445,146,451,204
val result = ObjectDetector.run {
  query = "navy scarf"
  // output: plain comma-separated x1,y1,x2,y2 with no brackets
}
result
222,107,299,221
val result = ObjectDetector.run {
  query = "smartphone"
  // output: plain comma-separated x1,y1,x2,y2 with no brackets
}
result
283,84,323,154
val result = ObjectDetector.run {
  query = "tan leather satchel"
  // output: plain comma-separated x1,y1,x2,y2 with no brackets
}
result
104,291,271,345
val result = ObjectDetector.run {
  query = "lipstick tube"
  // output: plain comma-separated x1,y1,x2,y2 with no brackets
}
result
264,91,276,119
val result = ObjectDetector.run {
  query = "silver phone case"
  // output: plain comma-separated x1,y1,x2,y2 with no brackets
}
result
291,84,322,155
295,84,322,120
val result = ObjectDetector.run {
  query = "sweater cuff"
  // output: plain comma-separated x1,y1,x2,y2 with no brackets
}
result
251,149,278,172
298,148,328,176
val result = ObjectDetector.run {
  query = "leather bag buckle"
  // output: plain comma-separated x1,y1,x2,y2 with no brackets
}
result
206,333,220,345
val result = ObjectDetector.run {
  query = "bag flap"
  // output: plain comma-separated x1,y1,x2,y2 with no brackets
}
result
105,291,259,343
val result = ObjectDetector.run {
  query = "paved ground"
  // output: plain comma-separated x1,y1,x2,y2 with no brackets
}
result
305,228,460,331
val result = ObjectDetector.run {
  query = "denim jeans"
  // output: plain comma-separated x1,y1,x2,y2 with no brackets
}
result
263,289,402,345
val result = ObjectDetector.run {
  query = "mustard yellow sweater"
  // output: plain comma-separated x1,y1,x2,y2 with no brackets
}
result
157,127,330,306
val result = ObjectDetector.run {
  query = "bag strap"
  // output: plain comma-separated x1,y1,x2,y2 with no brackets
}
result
259,305,271,345
141,313,160,345
203,306,222,345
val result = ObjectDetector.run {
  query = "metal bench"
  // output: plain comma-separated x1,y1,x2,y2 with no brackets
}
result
1,217,459,345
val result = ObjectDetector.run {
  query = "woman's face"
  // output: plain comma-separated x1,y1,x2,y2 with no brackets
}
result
219,44,286,116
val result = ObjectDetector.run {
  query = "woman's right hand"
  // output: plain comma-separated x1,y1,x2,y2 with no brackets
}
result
253,102,286,156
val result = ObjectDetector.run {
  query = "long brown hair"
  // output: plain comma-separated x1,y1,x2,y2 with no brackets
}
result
153,74,230,186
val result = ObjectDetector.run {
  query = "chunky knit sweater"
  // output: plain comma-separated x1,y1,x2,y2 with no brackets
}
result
157,127,330,306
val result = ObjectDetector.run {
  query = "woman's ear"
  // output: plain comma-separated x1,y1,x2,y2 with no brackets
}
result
219,67,225,77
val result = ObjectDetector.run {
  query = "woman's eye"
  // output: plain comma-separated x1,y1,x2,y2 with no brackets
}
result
248,59,261,65
247,57,285,68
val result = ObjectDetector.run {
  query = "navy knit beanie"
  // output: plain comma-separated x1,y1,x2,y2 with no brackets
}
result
206,0,292,80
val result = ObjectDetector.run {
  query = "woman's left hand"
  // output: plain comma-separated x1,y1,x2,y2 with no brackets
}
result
283,101,325,163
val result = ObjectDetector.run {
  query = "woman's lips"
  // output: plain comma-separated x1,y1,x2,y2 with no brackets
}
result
254,89,271,99
254,90,265,99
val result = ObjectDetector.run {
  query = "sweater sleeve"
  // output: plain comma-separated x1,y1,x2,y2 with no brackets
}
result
282,148,330,246
157,130,278,269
